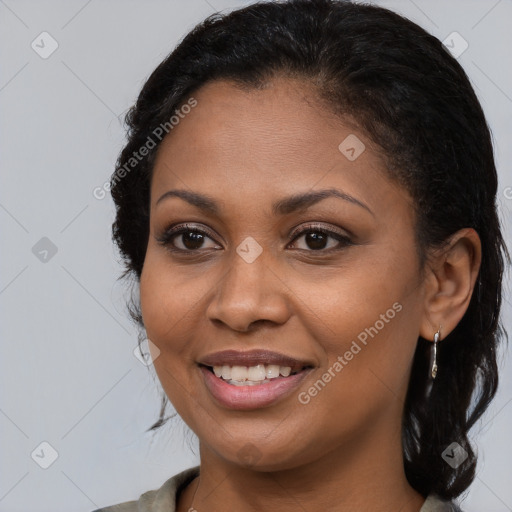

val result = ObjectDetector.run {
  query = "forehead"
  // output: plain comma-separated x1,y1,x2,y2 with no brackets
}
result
150,78,409,216
154,77,357,166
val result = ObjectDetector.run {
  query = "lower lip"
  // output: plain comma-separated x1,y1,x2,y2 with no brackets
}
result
199,365,312,410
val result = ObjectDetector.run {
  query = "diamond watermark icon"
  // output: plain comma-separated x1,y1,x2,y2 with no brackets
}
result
31,441,59,469
133,338,160,366
442,32,468,59
338,134,366,161
32,237,58,263
31,32,59,59
441,442,468,468
236,236,263,263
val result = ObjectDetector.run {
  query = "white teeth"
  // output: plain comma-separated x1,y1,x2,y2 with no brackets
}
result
231,365,247,381
248,364,266,381
211,363,296,383
280,366,291,377
266,365,280,379
221,365,232,380
227,379,270,386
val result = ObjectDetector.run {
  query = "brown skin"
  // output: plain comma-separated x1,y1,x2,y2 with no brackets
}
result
140,78,481,512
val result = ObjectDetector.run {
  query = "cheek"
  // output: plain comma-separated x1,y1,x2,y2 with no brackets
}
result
139,250,220,373
298,250,421,390
140,250,198,341
139,256,203,420
139,265,170,344
139,253,187,356
298,254,407,339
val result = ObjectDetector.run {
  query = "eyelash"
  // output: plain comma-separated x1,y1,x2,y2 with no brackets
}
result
156,222,354,255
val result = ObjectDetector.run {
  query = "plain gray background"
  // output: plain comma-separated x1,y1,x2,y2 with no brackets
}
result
1,0,511,511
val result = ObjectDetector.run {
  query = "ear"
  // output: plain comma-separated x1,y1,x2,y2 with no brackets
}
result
419,228,482,341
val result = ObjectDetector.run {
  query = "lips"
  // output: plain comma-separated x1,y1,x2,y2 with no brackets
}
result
197,349,315,410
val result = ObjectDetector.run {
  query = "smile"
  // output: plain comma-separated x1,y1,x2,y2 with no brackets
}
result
199,364,313,410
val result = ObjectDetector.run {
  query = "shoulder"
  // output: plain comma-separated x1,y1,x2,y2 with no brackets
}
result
90,466,200,512
421,493,465,512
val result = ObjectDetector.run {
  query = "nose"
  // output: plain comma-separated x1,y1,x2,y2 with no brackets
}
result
205,249,292,333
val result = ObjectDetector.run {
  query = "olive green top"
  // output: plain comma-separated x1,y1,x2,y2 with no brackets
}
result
91,465,463,512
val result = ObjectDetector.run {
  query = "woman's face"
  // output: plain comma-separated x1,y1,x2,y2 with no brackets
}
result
140,77,428,471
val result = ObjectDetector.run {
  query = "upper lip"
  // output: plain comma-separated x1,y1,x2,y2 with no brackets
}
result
198,349,314,371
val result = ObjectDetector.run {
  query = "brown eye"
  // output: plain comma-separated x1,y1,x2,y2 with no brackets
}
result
175,230,208,250
156,224,221,252
289,225,353,252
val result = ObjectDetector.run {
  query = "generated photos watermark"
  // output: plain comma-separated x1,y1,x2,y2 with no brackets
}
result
298,301,403,404
93,97,197,200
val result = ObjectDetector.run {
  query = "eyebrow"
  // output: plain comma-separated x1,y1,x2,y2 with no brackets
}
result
155,188,374,217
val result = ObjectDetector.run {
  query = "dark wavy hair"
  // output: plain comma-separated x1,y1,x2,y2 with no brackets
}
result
110,0,509,501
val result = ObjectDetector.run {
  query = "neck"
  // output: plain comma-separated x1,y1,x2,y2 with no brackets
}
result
178,426,425,512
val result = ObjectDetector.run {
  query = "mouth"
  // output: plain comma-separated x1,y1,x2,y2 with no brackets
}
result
199,363,311,386
197,350,315,410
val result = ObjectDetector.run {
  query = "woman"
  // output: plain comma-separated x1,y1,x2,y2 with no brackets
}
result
93,0,509,510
